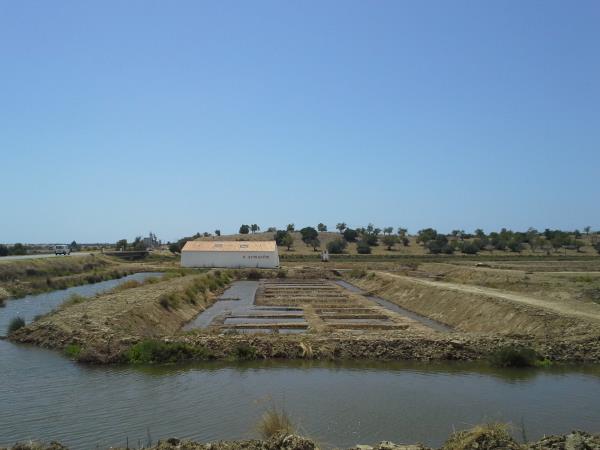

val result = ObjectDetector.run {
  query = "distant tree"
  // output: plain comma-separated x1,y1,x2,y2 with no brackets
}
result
267,227,277,232
574,229,582,239
327,238,347,254
286,224,295,232
508,240,524,253
116,239,128,251
0,245,8,257
382,235,398,250
239,224,250,234
397,228,408,238
299,227,318,245
417,228,438,245
360,224,380,246
281,233,294,250
474,229,486,239
308,237,321,251
132,236,146,251
383,227,394,236
203,232,211,237
343,228,359,242
356,240,371,254
441,244,455,254
460,242,479,255
215,230,221,236
584,226,591,236
69,241,81,252
317,223,327,232
336,223,347,234
426,235,449,254
169,243,181,254
9,243,27,255
274,230,291,246
251,224,260,234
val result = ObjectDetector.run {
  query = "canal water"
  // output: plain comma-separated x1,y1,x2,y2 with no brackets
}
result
2,338,600,449
2,277,600,449
0,272,162,336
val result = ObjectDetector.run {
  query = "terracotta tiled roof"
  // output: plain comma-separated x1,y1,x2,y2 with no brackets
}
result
182,240,277,252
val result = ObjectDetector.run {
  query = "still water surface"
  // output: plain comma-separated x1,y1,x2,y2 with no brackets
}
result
2,340,600,449
2,277,600,449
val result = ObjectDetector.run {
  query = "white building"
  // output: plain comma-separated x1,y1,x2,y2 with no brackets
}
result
180,240,280,269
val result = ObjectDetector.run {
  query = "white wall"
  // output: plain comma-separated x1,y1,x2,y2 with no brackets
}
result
180,251,279,269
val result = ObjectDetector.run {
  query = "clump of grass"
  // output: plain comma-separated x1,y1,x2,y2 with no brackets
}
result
62,293,88,308
64,343,82,359
489,346,545,368
247,269,261,281
443,423,519,450
349,268,367,278
277,269,287,279
257,406,295,439
112,279,141,292
8,316,26,334
126,339,213,364
235,343,257,360
158,271,232,310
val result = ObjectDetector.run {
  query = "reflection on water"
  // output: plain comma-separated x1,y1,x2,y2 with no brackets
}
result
1,339,600,450
0,272,163,335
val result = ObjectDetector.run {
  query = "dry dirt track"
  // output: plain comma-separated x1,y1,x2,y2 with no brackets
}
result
377,271,600,325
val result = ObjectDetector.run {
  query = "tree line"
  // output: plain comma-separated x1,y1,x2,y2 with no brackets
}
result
166,224,600,256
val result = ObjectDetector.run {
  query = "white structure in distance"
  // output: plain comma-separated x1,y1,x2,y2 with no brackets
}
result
181,240,280,269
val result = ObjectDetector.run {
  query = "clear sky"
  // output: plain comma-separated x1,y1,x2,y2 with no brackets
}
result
1,1,599,244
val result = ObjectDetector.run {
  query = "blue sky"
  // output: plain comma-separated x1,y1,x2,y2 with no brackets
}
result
1,1,599,243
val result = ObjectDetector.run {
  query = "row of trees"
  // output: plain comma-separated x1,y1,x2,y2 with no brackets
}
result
416,227,598,255
115,237,149,252
0,243,28,256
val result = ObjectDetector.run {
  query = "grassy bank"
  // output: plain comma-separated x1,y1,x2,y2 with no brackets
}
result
0,255,173,299
3,424,598,450
10,270,233,362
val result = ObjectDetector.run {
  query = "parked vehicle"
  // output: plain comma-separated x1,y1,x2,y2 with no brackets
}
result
54,244,71,256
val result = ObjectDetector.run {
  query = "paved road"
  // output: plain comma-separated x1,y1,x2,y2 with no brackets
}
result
0,252,92,262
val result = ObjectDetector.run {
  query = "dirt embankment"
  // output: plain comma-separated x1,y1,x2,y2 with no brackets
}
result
10,272,231,362
345,272,600,338
0,254,170,299
4,429,600,450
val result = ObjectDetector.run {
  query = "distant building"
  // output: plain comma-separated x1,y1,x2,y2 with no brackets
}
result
142,232,161,249
181,241,279,269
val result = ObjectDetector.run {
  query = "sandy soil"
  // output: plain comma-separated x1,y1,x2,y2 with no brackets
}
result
377,271,600,324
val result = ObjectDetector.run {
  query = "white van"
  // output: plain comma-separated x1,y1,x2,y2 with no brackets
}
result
54,245,71,256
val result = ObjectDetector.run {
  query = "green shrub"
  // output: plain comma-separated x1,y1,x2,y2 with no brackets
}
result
62,294,88,307
257,406,295,439
247,270,261,280
8,316,26,334
489,346,542,368
349,268,367,278
64,343,82,359
356,240,372,254
159,293,177,310
127,340,213,364
234,343,257,360
461,243,480,255
327,238,347,254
